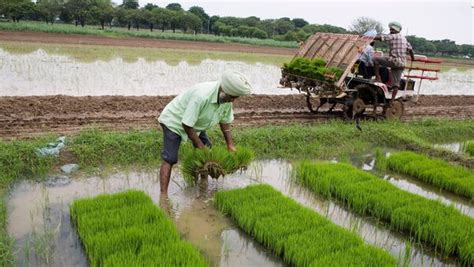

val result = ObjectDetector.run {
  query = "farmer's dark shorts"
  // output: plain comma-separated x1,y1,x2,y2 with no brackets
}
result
160,124,212,165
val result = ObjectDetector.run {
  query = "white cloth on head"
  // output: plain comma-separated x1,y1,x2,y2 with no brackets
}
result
220,71,252,96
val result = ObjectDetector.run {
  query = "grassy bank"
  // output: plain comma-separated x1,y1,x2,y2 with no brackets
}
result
0,118,473,264
294,161,474,265
70,190,208,266
0,41,292,66
0,21,297,48
215,184,397,266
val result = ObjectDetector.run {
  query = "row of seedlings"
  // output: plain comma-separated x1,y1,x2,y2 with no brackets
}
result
180,146,254,183
376,150,474,200
294,161,474,266
466,141,474,156
215,184,397,266
70,190,208,267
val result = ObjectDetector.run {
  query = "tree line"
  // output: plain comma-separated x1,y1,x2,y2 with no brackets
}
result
0,0,472,57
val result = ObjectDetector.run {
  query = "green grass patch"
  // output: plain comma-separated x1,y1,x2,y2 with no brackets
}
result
0,41,291,66
294,161,474,265
181,146,254,184
376,151,474,199
215,184,397,266
0,21,297,48
465,141,474,156
70,190,208,267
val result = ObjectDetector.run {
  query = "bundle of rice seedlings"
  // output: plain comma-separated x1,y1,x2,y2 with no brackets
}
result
282,57,343,82
180,146,254,184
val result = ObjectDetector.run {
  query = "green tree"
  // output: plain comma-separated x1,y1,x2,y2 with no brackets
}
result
189,6,209,33
121,0,138,9
349,16,384,34
291,18,308,28
151,7,172,32
2,0,35,22
166,3,182,11
144,3,158,11
89,0,114,29
181,12,201,33
36,0,64,24
273,18,295,35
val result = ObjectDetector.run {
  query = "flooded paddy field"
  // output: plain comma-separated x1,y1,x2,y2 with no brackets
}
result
8,159,468,266
0,42,473,97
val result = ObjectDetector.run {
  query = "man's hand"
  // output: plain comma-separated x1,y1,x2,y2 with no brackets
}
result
227,144,236,152
220,123,235,152
183,123,205,148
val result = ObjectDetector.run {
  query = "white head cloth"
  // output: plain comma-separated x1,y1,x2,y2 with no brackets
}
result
220,71,252,96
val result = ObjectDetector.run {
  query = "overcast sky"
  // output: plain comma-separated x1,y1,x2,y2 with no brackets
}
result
117,0,474,45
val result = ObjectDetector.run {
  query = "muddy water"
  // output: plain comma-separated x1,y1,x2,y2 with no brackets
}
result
1,49,472,97
8,160,462,267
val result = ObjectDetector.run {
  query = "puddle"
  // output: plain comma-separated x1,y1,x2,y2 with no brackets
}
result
1,49,472,96
7,160,459,266
433,142,470,154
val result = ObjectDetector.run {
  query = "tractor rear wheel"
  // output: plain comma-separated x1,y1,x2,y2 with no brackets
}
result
306,93,322,113
384,100,404,120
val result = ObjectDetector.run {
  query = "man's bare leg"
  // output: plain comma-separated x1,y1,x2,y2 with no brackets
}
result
160,161,173,195
390,87,399,105
374,63,382,82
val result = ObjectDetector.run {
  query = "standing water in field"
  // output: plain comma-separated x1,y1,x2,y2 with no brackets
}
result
7,160,460,267
0,49,285,96
1,49,473,96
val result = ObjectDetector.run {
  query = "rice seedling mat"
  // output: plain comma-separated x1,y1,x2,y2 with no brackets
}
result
295,161,474,266
70,190,208,267
377,151,474,200
215,184,397,266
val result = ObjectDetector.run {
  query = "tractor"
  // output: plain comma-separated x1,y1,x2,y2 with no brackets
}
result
279,32,441,120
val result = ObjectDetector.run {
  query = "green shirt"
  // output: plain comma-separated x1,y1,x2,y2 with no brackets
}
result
158,81,234,142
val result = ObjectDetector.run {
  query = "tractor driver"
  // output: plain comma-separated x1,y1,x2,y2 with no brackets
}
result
157,71,253,195
373,22,415,104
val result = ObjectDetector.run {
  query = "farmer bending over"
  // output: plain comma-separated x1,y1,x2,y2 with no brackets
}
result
157,71,253,195
373,22,415,103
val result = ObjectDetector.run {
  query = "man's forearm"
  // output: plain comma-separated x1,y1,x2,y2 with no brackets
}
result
220,123,235,150
183,123,205,148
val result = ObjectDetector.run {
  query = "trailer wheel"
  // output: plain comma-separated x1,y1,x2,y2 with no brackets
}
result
384,100,404,120
306,93,323,113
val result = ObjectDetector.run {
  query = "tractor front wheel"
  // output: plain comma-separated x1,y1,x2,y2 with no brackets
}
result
383,100,404,120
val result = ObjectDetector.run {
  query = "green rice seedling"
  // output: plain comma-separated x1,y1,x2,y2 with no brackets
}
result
282,57,343,82
465,141,474,156
376,151,474,199
215,184,397,266
180,146,254,184
294,161,474,266
70,190,208,267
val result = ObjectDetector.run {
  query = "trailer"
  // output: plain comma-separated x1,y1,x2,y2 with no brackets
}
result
279,32,441,120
